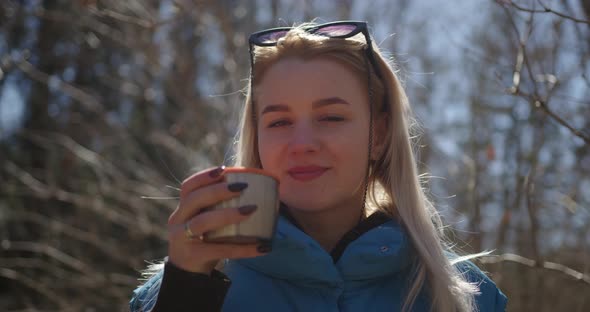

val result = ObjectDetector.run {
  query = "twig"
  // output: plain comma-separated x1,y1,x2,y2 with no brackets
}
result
502,4,526,94
11,131,171,236
497,0,590,24
524,166,541,264
12,57,104,114
562,0,590,88
4,160,140,233
479,253,590,286
86,6,176,29
502,5,590,145
511,90,590,144
87,6,152,28
1,241,91,274
4,211,137,268
32,7,130,48
523,118,546,305
0,257,73,279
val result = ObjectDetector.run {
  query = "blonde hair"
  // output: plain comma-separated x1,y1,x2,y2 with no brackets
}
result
233,23,486,312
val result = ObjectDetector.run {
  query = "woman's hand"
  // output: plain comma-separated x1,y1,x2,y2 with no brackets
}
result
167,166,268,274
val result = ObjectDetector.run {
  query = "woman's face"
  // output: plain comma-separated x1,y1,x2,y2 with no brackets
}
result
256,57,371,213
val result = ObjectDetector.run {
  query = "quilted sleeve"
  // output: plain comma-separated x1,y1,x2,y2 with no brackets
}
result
129,261,231,312
129,269,163,312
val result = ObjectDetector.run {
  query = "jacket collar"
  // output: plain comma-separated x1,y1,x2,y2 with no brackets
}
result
235,209,414,287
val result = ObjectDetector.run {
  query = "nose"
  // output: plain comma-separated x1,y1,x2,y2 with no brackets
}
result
288,120,320,155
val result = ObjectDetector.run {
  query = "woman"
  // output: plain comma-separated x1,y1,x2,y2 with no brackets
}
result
130,21,507,312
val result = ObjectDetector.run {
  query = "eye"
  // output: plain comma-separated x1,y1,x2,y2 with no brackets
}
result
320,116,345,122
267,119,291,128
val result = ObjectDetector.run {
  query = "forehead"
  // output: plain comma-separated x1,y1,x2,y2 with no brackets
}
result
254,57,367,111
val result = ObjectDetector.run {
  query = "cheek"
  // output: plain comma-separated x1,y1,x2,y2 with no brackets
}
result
257,131,281,170
332,122,370,154
333,124,370,173
335,138,368,171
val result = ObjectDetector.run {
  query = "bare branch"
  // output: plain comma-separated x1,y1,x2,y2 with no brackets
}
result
3,160,167,240
86,6,176,29
501,5,590,145
511,89,590,144
524,166,542,261
496,0,590,24
31,7,131,48
0,257,74,279
87,6,152,28
0,256,133,304
479,253,590,286
1,241,91,274
4,211,138,268
11,56,104,114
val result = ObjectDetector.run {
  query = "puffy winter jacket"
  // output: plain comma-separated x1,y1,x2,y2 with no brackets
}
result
130,211,507,311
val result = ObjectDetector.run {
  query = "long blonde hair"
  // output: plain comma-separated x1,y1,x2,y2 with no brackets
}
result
233,23,486,312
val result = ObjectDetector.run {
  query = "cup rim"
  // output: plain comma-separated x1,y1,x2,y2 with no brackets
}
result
224,166,280,182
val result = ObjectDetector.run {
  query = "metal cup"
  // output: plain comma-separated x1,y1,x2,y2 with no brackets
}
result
203,167,279,245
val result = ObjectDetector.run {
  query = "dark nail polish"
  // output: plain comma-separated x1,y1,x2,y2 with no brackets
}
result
257,244,272,253
238,205,257,215
228,182,248,192
209,166,225,178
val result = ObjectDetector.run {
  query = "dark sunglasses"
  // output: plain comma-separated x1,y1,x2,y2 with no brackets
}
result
249,21,373,47
247,21,386,113
248,21,381,77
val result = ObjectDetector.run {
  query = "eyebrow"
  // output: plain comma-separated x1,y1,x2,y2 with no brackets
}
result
260,97,350,115
313,97,350,107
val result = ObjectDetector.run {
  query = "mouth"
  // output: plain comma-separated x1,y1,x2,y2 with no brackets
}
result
287,166,329,182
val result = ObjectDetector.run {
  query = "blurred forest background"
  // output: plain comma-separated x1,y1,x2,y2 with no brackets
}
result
0,0,589,311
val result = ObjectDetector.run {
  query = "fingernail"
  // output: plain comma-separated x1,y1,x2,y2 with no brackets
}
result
209,166,225,178
228,182,248,192
257,244,272,253
238,205,257,215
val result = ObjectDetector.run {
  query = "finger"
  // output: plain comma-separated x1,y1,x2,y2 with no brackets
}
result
190,205,258,237
180,166,226,198
173,181,249,222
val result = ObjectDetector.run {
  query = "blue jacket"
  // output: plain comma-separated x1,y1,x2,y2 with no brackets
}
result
131,213,507,311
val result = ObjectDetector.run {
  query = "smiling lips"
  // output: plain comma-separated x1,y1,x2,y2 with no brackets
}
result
287,166,329,181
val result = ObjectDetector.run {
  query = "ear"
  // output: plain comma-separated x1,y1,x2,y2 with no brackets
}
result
371,115,388,161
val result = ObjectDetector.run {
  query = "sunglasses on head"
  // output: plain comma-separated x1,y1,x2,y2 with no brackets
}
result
249,21,372,46
249,21,381,80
